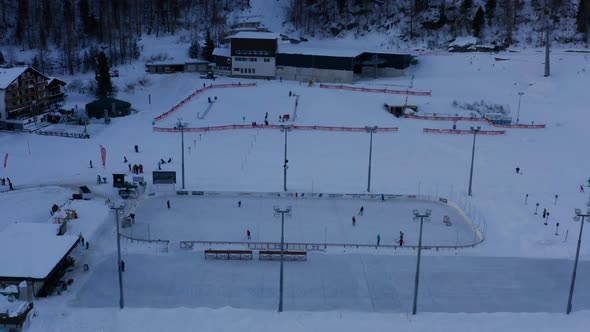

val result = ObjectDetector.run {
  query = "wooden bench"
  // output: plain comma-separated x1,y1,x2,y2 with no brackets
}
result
204,249,253,260
259,250,307,261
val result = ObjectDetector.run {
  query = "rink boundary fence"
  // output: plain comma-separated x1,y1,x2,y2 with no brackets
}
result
153,82,257,122
153,124,399,133
120,233,170,252
405,114,546,129
423,128,506,135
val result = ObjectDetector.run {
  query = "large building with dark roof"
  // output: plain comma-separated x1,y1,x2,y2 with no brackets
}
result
213,32,413,83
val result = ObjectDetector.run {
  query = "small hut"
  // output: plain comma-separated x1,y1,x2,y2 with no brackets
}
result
85,98,131,119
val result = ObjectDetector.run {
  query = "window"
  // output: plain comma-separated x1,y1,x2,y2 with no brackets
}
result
234,68,240,72
240,68,244,73
253,68,256,74
264,58,270,63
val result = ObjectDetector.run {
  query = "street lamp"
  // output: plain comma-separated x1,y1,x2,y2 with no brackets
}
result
566,208,590,314
516,92,524,124
412,209,431,315
365,126,378,192
273,206,292,312
280,125,292,192
110,203,125,309
175,118,188,189
468,126,481,197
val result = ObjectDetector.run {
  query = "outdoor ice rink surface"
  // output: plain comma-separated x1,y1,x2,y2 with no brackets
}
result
128,195,479,247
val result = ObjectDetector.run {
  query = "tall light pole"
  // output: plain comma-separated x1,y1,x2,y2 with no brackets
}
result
516,92,524,124
110,203,125,309
365,126,378,192
274,206,292,313
176,118,187,189
468,126,481,197
281,125,292,192
412,209,431,315
567,208,590,314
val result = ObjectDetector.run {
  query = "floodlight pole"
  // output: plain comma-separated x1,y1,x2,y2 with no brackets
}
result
111,204,125,309
281,125,292,192
468,126,480,197
366,126,378,192
566,211,589,314
516,92,524,124
412,210,430,315
177,119,186,189
274,207,291,312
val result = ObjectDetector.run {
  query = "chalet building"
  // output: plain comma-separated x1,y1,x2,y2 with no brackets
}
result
212,32,413,83
0,67,66,130
229,32,280,79
146,60,209,74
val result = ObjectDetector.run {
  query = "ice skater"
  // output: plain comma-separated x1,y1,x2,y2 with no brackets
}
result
247,229,251,240
359,206,364,216
89,160,93,168
543,208,547,219
516,167,520,174
134,145,139,153
377,234,381,246
167,200,171,209
352,216,356,226
238,200,242,208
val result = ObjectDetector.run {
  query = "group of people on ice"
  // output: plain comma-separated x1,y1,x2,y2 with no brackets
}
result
352,205,405,247
0,177,13,190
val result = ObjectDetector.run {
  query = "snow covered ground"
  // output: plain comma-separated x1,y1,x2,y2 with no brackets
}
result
1,45,590,330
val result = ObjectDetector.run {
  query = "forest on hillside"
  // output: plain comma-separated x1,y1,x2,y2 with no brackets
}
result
0,0,588,76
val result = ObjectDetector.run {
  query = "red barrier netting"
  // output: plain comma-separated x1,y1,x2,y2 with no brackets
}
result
319,84,432,97
153,124,399,133
405,114,545,129
153,83,257,122
423,128,505,135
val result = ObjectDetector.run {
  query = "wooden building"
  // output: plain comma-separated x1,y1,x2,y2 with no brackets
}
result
0,67,66,130
229,32,279,78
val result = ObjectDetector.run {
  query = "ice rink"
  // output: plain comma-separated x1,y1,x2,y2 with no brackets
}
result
128,195,478,247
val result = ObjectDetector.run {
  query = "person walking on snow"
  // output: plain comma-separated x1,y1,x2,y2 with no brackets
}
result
134,145,139,153
128,164,132,172
89,160,93,168
238,201,242,208
167,200,171,209
247,229,251,240
124,156,128,163
377,234,381,246
581,185,585,193
352,216,356,226
543,208,547,219
139,164,144,174
359,206,364,216
516,167,520,174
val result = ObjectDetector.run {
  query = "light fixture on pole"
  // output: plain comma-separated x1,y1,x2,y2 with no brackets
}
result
365,126,378,192
273,206,292,313
566,208,590,314
516,92,524,124
280,125,293,192
110,202,126,309
468,126,481,197
176,118,188,189
411,209,431,315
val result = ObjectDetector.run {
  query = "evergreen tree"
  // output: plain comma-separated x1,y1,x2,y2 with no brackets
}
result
202,30,215,62
95,52,112,98
188,39,200,59
473,6,485,38
0,51,4,64
32,55,40,69
485,0,497,25
461,0,474,16
576,0,589,39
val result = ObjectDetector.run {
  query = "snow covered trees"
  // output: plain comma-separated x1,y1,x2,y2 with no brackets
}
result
95,52,113,98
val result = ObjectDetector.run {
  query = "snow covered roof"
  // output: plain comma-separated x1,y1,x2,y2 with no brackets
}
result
0,67,28,89
213,48,231,57
0,223,78,280
228,32,280,40
0,294,30,318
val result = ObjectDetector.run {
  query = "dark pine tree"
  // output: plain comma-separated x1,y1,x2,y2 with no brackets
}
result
0,50,4,64
95,52,113,98
461,0,474,16
188,39,200,59
202,30,215,62
576,0,589,39
485,0,496,25
473,6,485,38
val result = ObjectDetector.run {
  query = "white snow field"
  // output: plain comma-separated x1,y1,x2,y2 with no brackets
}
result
1,45,590,331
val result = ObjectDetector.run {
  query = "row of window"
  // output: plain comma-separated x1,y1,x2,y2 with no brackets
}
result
234,57,272,63
234,68,256,74
235,50,271,56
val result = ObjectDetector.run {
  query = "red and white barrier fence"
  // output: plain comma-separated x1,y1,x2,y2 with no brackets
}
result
153,83,257,122
320,84,432,96
154,124,399,133
423,128,506,135
405,114,545,129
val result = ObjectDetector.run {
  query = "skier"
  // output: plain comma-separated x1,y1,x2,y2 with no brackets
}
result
247,229,251,240
124,156,128,163
377,234,381,246
543,208,547,219
128,164,132,172
352,216,356,226
398,237,405,246
516,167,520,174
89,160,93,168
167,158,172,163
581,185,585,193
289,91,292,97
238,201,242,208
8,181,13,191
120,260,125,272
97,175,102,184
134,145,139,153
85,241,89,250
139,164,144,174
359,206,364,216
167,200,171,209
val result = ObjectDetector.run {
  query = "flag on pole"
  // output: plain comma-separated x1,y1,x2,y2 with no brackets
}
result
3,153,7,168
100,145,106,168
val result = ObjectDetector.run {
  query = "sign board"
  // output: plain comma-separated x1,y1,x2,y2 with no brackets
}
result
113,174,126,188
153,171,176,184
